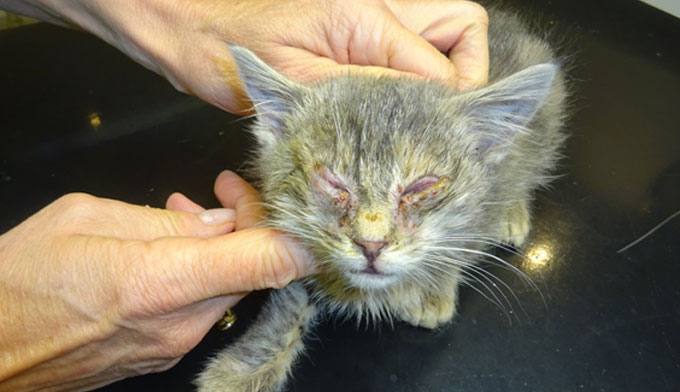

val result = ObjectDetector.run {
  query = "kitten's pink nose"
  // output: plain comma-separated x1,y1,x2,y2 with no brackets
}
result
353,239,388,263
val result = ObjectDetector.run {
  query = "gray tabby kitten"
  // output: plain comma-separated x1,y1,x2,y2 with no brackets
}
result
196,6,568,392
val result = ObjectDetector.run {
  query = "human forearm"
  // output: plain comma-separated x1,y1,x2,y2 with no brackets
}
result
0,0,71,26
0,0,213,88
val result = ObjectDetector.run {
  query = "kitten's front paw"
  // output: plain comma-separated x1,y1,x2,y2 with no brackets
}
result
397,291,457,329
501,202,531,246
196,349,292,392
196,368,272,392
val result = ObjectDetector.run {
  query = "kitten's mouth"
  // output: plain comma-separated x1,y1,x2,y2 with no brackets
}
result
346,265,397,289
350,266,391,277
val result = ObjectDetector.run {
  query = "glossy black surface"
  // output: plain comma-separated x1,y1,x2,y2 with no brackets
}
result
1,0,679,390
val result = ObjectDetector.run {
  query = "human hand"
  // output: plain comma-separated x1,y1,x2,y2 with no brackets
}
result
0,171,312,391
15,0,488,112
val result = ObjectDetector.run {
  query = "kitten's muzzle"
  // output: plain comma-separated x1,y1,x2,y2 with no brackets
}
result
353,238,388,264
347,239,396,287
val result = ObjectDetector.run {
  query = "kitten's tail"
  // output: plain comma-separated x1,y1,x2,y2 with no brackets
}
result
195,282,317,392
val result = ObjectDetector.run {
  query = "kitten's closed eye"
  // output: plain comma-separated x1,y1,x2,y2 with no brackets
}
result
402,176,442,196
310,164,355,210
400,176,449,207
395,176,450,230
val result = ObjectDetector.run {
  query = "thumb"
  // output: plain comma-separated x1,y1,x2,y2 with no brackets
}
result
380,20,460,85
141,227,314,303
386,0,490,90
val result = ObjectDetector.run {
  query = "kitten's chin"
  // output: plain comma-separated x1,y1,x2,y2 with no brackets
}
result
346,270,398,290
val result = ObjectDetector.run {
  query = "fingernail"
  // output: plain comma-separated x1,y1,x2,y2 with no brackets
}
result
199,208,236,225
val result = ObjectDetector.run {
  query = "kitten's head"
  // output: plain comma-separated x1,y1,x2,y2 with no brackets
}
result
230,46,556,297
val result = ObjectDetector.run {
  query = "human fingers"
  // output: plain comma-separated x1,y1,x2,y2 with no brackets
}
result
167,192,239,229
213,170,265,230
264,46,416,83
444,3,489,90
376,16,461,84
47,193,234,241
290,0,460,85
386,0,489,89
117,227,313,308
166,192,205,213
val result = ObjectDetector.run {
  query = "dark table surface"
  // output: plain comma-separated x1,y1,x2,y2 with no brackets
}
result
1,0,679,391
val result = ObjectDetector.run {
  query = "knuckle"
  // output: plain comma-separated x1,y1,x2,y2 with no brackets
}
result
52,193,101,229
464,1,489,26
229,231,297,290
263,246,298,289
55,193,98,215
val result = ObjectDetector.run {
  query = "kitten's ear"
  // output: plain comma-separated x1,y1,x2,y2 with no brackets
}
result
229,45,307,131
465,63,558,164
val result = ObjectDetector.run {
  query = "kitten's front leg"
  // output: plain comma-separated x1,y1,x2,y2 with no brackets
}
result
196,282,317,392
501,200,531,247
393,281,459,329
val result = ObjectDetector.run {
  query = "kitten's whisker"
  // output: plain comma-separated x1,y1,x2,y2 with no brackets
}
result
404,266,441,289
459,271,511,321
454,261,527,322
463,270,515,325
439,246,537,290
431,234,525,251
419,259,461,280
432,237,525,257
421,255,511,316
267,205,322,229
426,256,519,320
422,243,526,282
423,244,541,313
479,199,526,206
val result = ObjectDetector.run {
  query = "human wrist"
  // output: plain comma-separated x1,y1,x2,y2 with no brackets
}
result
51,0,180,75
64,0,240,103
